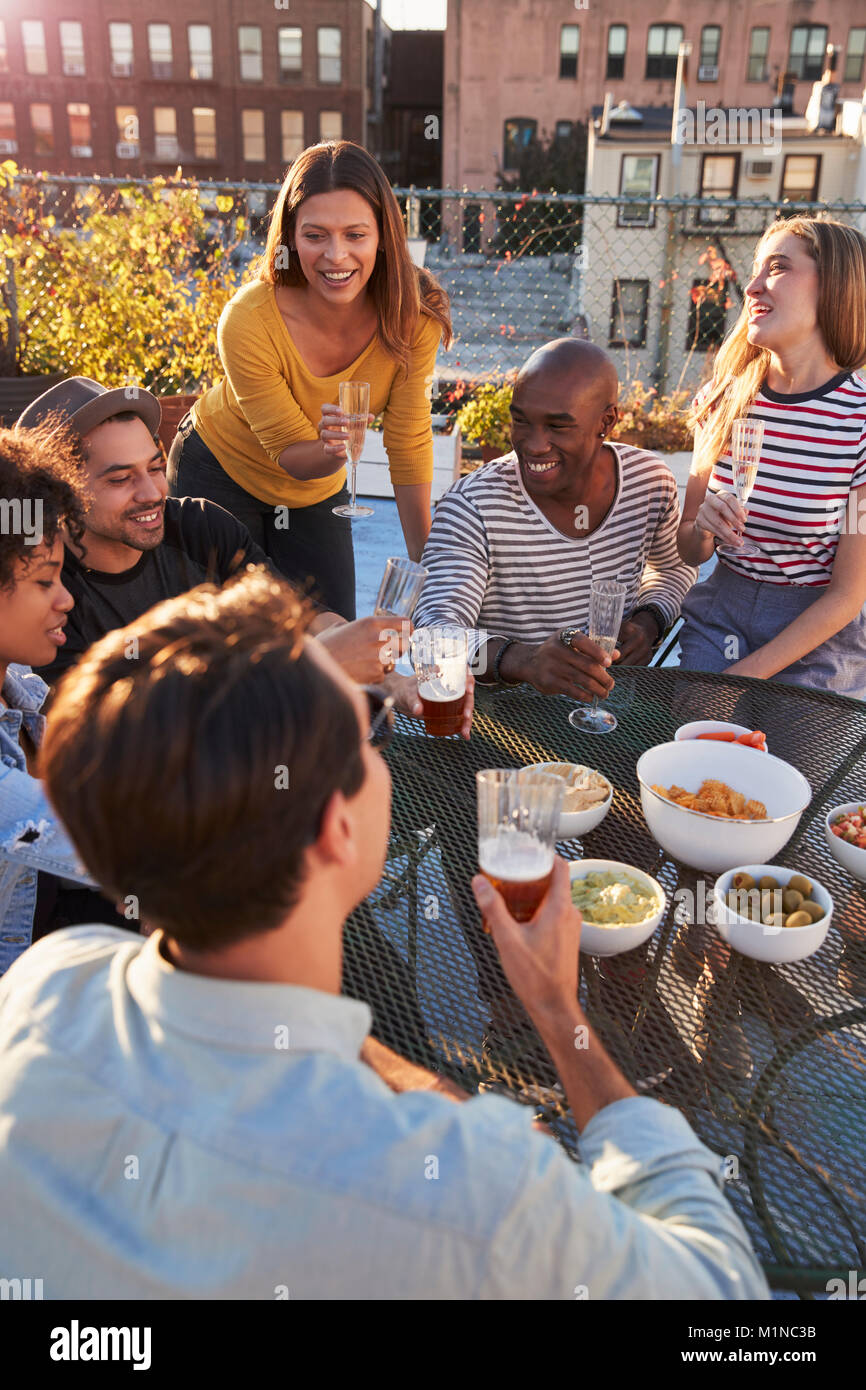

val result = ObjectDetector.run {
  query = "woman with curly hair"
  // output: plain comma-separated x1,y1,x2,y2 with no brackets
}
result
0,426,108,973
167,140,452,619
676,215,866,696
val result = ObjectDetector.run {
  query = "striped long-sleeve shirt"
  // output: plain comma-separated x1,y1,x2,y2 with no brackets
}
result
415,445,697,655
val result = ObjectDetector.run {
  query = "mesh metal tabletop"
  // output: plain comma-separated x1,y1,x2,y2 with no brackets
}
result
342,669,866,1297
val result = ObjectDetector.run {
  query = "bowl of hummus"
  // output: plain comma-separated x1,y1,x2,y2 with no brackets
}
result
568,859,665,956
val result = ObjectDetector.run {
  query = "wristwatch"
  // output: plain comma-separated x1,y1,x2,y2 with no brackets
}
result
559,627,583,650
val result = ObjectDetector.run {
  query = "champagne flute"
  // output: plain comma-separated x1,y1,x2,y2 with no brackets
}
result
332,380,374,519
717,418,764,558
568,579,627,734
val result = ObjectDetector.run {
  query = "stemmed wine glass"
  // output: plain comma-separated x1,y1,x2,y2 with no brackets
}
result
717,418,764,558
568,579,627,734
332,380,374,519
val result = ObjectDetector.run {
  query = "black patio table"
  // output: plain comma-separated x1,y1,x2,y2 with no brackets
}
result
342,668,866,1300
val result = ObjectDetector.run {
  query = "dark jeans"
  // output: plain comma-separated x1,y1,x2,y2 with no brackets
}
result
166,417,357,620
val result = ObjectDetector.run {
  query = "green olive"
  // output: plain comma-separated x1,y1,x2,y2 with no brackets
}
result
782,889,804,915
763,912,786,929
800,899,825,923
784,910,812,928
787,874,813,898
761,889,783,916
732,872,756,892
727,890,756,918
759,875,780,891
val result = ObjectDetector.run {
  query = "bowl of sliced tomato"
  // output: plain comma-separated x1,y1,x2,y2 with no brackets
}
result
675,720,767,752
825,803,866,883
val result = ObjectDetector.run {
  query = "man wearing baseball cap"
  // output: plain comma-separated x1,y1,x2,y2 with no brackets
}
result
17,378,405,691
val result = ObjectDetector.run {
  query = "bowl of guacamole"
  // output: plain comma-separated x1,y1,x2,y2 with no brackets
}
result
568,859,665,956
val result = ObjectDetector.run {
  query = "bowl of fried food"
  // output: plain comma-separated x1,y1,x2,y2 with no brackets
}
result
525,761,613,839
712,864,832,963
636,741,811,873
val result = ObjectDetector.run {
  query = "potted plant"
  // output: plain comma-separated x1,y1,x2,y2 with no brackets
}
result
455,380,515,462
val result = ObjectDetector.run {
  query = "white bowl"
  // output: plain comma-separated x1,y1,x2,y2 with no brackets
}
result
824,802,866,883
525,761,613,840
712,863,832,963
568,859,665,957
636,741,811,873
675,720,766,751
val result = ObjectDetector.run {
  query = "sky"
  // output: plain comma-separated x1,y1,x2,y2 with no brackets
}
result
381,0,447,29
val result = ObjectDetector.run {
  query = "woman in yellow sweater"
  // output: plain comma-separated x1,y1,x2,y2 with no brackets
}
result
167,141,452,618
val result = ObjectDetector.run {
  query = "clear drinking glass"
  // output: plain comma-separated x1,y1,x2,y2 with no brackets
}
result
568,578,627,734
476,770,565,929
410,626,468,737
717,417,764,558
374,557,428,618
332,380,374,519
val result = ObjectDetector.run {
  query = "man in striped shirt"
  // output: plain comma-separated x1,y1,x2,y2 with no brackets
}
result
416,340,698,693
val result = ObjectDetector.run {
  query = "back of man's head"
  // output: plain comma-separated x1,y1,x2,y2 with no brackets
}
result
40,568,365,949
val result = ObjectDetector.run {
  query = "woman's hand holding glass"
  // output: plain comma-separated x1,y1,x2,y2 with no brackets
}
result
694,489,750,549
318,403,375,461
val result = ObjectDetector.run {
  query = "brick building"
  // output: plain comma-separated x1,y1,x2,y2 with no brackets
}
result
443,0,866,189
0,0,377,182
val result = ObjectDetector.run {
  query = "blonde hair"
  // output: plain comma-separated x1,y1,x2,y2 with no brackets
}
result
690,216,866,470
255,141,452,378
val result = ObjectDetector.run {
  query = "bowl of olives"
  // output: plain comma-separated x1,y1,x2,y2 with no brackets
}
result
712,864,833,962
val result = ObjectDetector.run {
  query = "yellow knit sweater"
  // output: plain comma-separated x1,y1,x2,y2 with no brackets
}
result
193,279,441,508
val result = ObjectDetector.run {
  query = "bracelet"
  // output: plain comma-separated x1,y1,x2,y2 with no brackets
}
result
493,637,519,685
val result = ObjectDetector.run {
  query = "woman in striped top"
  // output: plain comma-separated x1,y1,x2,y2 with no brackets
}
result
677,216,866,698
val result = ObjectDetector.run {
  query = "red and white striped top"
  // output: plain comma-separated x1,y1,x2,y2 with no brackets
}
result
696,370,866,587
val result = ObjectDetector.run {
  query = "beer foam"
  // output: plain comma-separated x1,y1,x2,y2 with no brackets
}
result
419,674,466,701
478,832,554,881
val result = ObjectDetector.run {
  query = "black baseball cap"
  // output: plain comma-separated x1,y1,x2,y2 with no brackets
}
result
16,376,161,440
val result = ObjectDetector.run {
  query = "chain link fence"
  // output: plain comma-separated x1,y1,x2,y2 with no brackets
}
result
2,173,864,420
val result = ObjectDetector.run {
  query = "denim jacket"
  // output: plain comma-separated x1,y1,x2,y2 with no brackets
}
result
0,664,92,975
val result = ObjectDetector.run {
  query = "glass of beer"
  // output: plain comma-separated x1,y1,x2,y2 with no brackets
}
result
410,626,468,737
332,380,374,519
476,770,564,930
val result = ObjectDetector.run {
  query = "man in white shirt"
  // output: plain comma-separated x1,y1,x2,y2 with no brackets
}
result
0,567,767,1300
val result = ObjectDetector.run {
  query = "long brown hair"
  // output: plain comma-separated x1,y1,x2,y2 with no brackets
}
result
690,215,866,471
257,141,452,377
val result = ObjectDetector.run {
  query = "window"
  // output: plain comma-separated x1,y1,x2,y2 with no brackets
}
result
559,25,579,79
687,279,729,349
698,153,739,225
60,20,85,75
239,26,262,82
0,22,8,73
319,111,342,142
609,280,648,348
845,28,866,84
318,27,341,83
555,120,574,141
699,25,721,76
503,117,537,169
607,25,627,80
279,26,302,79
22,20,47,75
154,107,178,160
747,27,770,82
148,24,172,79
67,102,92,156
618,154,659,227
188,25,213,80
30,103,54,155
0,103,17,151
192,107,216,160
242,109,265,162
116,106,139,155
281,110,304,162
645,24,683,80
780,154,820,204
788,25,828,82
109,21,134,77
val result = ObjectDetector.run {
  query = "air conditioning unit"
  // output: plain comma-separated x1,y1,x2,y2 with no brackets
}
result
698,65,719,81
70,144,92,158
111,61,133,77
116,141,139,158
745,158,775,178
154,136,179,159
0,139,17,154
63,61,86,76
